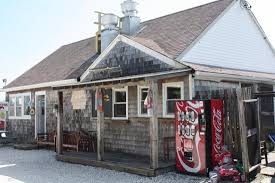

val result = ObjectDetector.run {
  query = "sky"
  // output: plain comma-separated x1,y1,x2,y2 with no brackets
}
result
0,0,275,101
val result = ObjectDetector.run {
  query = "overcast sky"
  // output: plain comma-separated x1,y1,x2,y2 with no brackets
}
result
0,0,274,101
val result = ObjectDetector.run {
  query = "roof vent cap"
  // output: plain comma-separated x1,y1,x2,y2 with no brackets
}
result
101,13,119,30
121,0,138,16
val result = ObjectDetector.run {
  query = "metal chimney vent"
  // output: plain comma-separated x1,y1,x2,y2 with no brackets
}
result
121,0,138,16
102,14,119,29
101,14,119,51
120,0,140,35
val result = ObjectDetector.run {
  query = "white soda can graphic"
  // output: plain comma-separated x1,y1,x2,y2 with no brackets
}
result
190,111,195,122
177,112,181,121
185,125,190,136
185,111,190,122
181,112,185,122
181,124,185,136
191,124,196,136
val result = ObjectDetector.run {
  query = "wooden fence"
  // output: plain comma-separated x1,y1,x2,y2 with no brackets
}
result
195,86,261,176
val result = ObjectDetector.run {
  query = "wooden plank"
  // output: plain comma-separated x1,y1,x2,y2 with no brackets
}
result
237,89,250,175
273,85,275,127
57,91,63,155
96,88,104,161
150,80,159,169
243,99,258,103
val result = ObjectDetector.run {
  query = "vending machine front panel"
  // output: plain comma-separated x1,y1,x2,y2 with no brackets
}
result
175,100,207,175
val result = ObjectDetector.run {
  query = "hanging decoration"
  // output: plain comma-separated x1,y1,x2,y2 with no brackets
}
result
144,81,153,115
96,89,103,112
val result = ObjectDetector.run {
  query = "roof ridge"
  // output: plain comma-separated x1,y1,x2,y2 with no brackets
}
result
141,0,232,24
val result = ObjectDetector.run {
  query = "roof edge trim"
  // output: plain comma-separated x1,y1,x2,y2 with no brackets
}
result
3,79,77,92
195,71,275,85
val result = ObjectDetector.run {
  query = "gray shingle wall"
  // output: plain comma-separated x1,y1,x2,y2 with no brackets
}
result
83,42,175,82
6,91,35,143
7,75,189,156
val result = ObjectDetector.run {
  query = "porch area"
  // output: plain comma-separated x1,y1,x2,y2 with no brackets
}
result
52,71,191,176
56,151,175,176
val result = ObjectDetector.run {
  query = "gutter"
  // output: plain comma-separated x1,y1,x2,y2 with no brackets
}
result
195,71,275,84
53,69,192,88
3,79,77,93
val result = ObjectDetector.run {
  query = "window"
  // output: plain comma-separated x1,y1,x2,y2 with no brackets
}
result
9,97,15,117
163,82,184,118
113,87,128,119
9,93,31,119
138,86,150,117
24,95,31,115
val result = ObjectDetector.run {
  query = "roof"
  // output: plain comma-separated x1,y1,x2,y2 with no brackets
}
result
5,0,237,89
6,37,97,88
133,0,233,59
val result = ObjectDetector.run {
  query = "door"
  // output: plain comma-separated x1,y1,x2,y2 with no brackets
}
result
35,92,46,137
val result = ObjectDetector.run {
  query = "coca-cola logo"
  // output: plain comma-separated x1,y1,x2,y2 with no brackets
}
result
213,108,223,155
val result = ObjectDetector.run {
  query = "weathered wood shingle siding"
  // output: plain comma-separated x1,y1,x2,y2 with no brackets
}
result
83,42,175,82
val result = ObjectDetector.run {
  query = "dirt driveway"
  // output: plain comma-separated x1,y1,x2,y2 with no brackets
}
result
0,147,208,183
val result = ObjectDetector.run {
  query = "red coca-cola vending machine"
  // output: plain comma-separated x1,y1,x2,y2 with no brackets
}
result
175,100,224,175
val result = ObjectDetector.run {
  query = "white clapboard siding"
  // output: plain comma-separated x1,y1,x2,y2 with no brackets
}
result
180,0,275,74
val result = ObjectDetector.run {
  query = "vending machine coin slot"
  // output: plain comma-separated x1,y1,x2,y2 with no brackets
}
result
184,151,193,161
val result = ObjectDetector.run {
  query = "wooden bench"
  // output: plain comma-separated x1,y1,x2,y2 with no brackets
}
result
37,132,56,151
63,132,81,152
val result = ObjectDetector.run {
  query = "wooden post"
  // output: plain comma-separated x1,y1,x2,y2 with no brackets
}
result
254,84,262,164
96,88,104,161
56,91,63,155
236,89,250,175
273,85,275,127
150,80,159,169
188,74,194,100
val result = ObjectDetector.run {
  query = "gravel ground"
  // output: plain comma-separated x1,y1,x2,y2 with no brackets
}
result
0,147,209,183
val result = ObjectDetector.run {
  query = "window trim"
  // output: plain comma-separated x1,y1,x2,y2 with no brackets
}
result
137,86,151,117
162,82,184,118
9,92,31,120
112,87,128,120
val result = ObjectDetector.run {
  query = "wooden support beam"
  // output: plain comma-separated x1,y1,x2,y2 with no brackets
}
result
273,85,275,127
96,88,104,161
150,80,159,169
188,74,194,100
236,89,250,175
56,91,63,155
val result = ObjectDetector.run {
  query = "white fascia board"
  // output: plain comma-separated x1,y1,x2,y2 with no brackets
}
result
80,35,187,82
3,79,77,92
195,71,275,85
176,0,236,61
55,69,191,88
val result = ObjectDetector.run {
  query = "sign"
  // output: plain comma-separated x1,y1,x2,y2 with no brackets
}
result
211,99,224,166
71,90,87,110
0,102,8,131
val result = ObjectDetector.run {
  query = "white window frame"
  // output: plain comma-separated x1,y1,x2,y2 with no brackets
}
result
9,92,31,120
137,86,151,117
162,82,184,118
112,87,128,120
